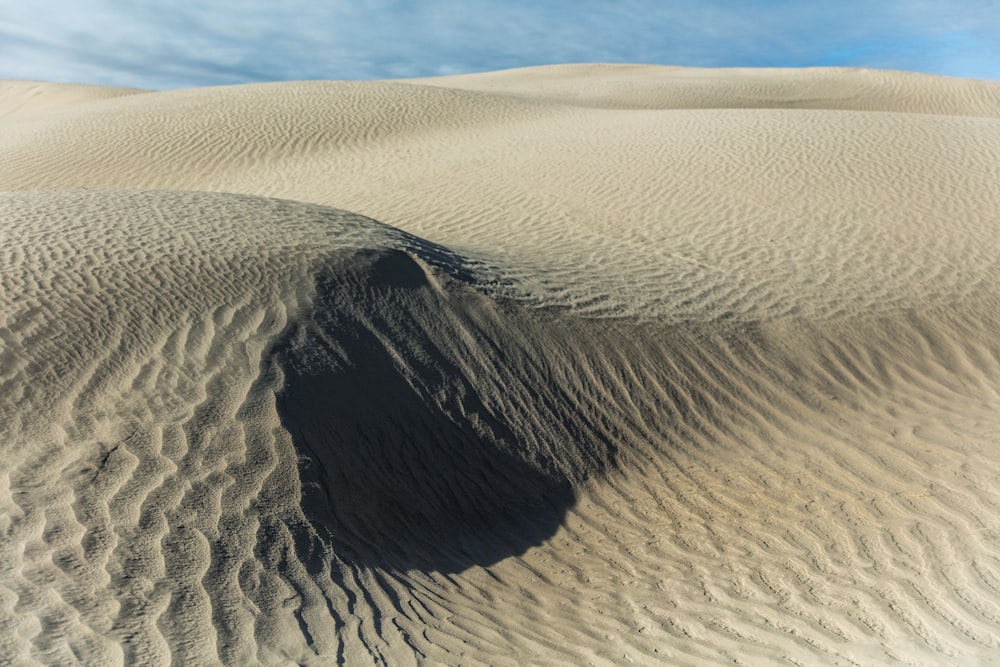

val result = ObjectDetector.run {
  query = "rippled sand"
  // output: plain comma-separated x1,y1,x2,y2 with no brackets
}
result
2,65,1000,665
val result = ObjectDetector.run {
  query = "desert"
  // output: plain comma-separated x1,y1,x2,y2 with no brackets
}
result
2,64,1000,665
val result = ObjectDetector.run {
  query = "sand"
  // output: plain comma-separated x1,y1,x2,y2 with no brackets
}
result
1,65,1000,665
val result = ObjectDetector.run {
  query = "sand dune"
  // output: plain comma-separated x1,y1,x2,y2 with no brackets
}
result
0,81,145,118
2,65,1000,665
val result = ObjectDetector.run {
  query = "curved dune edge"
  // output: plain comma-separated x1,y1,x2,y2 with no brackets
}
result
404,63,1000,115
2,189,999,666
2,65,1000,665
2,66,999,321
0,80,147,118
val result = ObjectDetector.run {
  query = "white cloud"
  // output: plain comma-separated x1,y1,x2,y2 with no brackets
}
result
0,0,997,89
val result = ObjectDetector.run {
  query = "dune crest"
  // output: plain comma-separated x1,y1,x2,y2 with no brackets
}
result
2,65,1000,665
0,80,146,118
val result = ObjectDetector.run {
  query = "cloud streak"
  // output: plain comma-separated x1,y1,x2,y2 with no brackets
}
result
2,0,998,89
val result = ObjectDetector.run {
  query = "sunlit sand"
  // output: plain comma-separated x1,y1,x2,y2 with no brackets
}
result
2,64,1000,665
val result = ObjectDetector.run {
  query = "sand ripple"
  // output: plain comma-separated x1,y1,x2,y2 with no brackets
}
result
2,66,1000,665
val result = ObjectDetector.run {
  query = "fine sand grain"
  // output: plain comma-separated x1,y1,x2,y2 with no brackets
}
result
2,65,1000,665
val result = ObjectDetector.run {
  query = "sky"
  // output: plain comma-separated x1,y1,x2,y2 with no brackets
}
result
2,1,998,90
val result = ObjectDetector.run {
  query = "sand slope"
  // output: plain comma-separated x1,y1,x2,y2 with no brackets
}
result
2,65,1000,665
0,81,145,118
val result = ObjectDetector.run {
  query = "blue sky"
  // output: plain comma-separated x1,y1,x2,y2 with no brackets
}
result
2,1,998,89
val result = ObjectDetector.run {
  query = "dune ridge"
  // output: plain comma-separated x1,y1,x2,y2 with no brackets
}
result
2,67,999,322
407,63,1000,115
2,65,1000,665
0,81,146,118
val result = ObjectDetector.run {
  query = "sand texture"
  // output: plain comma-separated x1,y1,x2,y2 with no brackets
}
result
2,64,1000,665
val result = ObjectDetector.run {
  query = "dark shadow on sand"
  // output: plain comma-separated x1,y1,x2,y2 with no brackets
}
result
272,249,576,574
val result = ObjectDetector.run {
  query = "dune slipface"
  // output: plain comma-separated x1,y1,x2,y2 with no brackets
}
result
2,66,1000,666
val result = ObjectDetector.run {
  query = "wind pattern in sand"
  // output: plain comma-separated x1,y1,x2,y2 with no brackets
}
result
2,66,1000,665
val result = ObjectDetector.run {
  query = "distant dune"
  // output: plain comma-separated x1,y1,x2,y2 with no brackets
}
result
2,65,1000,665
